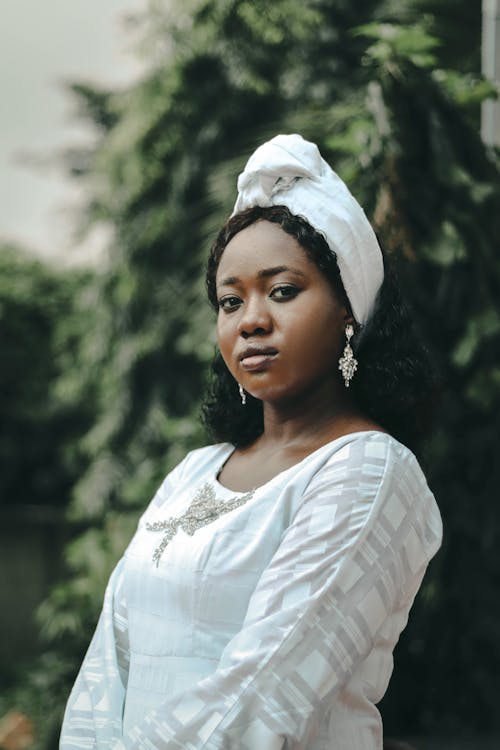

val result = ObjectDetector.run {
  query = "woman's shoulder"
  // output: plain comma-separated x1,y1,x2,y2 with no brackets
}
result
306,431,442,544
308,430,435,505
310,429,413,468
181,441,234,470
324,429,420,466
162,441,234,485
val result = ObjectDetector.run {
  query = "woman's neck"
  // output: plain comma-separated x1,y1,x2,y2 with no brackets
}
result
258,382,374,451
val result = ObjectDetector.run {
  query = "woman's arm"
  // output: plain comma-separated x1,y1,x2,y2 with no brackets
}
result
60,558,129,749
60,455,192,750
113,436,442,750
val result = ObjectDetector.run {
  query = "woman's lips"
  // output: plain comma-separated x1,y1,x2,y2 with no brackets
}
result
240,352,278,371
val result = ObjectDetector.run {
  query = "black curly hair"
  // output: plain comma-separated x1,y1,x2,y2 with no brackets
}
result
202,205,438,454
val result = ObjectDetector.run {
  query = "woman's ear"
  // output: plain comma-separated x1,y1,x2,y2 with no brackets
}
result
343,311,356,328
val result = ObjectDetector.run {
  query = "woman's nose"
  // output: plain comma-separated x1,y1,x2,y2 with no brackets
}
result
237,296,272,337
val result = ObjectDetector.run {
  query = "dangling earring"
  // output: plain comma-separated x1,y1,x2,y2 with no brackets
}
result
238,383,247,405
338,323,358,388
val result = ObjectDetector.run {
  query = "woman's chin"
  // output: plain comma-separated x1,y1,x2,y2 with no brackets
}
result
249,385,304,407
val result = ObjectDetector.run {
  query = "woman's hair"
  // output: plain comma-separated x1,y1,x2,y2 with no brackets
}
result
202,205,439,454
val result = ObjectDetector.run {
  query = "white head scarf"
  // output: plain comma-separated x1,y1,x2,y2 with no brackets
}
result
232,133,384,326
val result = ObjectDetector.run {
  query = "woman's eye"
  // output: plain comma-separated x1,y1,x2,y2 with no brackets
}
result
218,296,242,311
270,285,300,301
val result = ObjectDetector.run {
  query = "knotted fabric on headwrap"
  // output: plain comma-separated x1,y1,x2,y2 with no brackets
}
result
232,134,384,326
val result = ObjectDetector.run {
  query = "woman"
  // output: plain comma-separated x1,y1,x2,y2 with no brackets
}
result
60,134,442,750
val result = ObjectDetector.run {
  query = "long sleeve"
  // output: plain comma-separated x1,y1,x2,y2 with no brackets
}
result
60,558,129,749
112,437,442,750
60,459,189,750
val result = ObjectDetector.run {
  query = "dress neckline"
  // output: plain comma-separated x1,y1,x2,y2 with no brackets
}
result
213,429,395,495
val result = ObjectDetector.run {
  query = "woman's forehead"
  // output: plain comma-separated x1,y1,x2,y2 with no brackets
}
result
216,221,313,281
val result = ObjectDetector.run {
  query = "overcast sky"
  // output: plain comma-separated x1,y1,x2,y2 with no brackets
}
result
1,0,147,266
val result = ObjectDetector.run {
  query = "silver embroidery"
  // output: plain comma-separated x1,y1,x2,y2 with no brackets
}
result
145,482,254,567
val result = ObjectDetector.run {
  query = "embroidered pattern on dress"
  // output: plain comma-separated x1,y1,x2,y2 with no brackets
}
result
145,482,254,566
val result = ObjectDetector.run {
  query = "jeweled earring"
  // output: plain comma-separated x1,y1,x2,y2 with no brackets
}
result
238,383,247,405
338,323,358,388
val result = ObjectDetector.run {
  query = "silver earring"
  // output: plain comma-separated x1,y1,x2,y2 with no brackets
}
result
338,323,358,388
238,383,247,405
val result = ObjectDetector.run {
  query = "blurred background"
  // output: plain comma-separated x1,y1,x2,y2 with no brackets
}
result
1,1,499,748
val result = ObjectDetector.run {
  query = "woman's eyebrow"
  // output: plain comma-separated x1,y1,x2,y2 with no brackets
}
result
219,266,306,287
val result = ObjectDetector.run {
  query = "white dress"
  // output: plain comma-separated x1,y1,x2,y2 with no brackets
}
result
60,431,442,750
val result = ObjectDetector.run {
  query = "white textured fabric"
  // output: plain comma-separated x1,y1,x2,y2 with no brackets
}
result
232,134,384,326
60,431,442,750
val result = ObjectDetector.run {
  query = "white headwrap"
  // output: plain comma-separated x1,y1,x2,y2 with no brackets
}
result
232,134,384,326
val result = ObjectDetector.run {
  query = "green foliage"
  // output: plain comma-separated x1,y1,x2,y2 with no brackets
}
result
414,0,482,74
3,0,500,745
357,21,441,67
0,246,95,507
347,18,500,735
0,246,99,747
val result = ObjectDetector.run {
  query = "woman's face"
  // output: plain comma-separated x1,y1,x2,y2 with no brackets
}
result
215,220,349,405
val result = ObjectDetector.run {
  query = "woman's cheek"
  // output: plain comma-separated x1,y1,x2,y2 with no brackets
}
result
217,321,236,373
